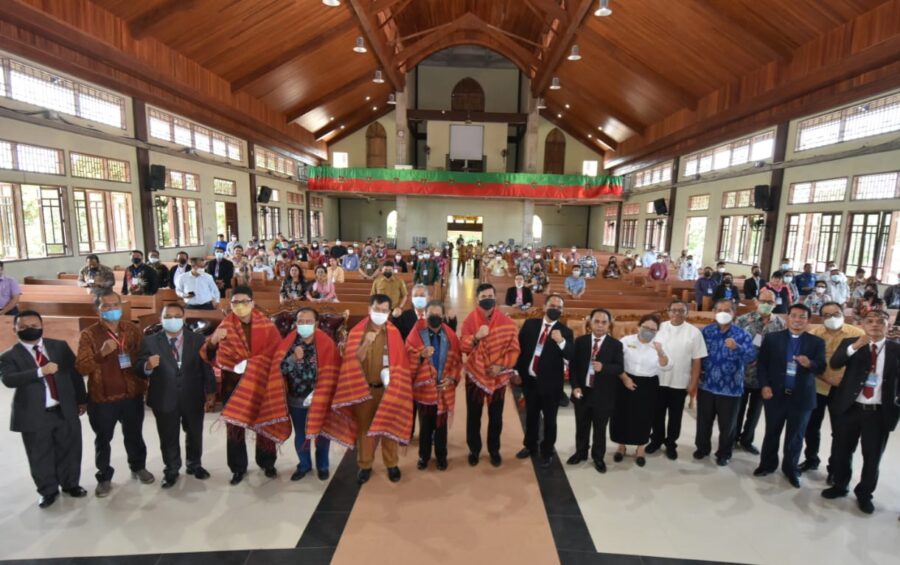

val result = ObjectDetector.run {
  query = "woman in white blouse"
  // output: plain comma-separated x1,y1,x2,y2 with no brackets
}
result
611,313,670,467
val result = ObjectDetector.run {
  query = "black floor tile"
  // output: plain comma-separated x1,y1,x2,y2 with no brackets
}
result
547,515,597,553
156,550,249,565
245,548,333,565
641,556,747,565
1,556,162,565
295,511,350,549
559,550,644,565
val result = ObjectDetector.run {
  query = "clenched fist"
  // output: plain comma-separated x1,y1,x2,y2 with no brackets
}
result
591,360,603,373
211,327,228,345
100,339,119,357
363,331,378,346
475,325,490,339
551,329,563,343
422,346,435,359
852,335,871,350
146,354,161,370
724,338,737,350
42,362,58,376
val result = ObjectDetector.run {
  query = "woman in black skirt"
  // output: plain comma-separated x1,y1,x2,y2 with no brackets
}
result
611,313,669,466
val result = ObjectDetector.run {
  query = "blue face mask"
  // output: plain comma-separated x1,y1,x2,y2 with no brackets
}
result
412,296,428,310
101,309,122,322
161,318,184,333
297,324,315,339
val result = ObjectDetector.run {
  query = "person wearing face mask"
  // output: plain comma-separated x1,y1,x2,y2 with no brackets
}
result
783,270,801,304
78,254,116,290
231,246,252,287
848,268,869,301
456,240,469,277
743,265,766,301
274,308,340,482
393,252,409,273
359,248,381,281
611,314,670,467
733,289,786,455
393,284,458,340
145,250,170,289
516,251,535,277
694,267,718,310
578,250,598,279
754,304,826,488
121,250,159,296
176,258,221,310
505,274,534,310
709,261,727,285
1,310,87,508
251,256,275,281
326,257,345,284
75,289,153,497
694,300,757,466
201,286,285,485
205,248,234,298
295,240,309,263
804,302,864,482
0,260,21,316
169,251,192,290
780,257,793,273
795,263,818,297
406,300,462,471
274,252,293,280
621,253,636,274
341,246,360,272
640,246,656,268
802,282,832,315
414,249,441,294
564,267,586,299
213,234,228,255
677,254,698,281
530,264,550,296
329,239,348,260
325,295,412,484
514,295,574,467
435,249,450,288
371,262,407,318
462,284,521,467
762,271,794,314
825,268,849,307
648,253,669,281
712,272,741,304
603,257,621,279
225,234,241,257
137,303,216,488
308,241,322,264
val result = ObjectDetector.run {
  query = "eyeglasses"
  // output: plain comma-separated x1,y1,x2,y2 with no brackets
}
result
98,302,122,310
669,308,687,314
821,312,843,319
758,300,776,305
231,299,253,305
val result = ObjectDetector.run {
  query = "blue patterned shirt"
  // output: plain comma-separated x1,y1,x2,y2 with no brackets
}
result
700,323,757,397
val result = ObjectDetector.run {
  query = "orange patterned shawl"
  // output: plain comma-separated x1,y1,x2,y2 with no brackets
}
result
460,307,521,397
406,320,462,424
324,318,413,447
202,309,291,444
297,329,346,442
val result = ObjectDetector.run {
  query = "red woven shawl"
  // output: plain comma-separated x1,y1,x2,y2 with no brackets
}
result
406,320,462,422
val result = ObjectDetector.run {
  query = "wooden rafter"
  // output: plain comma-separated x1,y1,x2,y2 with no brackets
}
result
546,82,646,135
540,107,607,156
524,0,569,26
531,0,595,96
284,73,373,123
323,105,394,146
349,0,405,91
377,0,414,29
315,102,388,140
128,0,202,39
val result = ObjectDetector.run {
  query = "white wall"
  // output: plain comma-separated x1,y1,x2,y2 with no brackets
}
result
417,66,520,113
536,117,603,175
535,205,590,247
329,112,397,169
425,121,508,172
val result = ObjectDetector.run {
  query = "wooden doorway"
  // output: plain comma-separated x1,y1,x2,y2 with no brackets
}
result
366,122,387,168
543,128,566,174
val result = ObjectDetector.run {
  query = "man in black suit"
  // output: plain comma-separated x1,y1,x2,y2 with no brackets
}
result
0,310,88,508
743,265,766,301
137,303,217,488
206,250,234,298
122,249,159,296
392,284,457,341
566,308,624,473
822,310,900,514
505,274,534,309
754,303,826,488
515,294,574,467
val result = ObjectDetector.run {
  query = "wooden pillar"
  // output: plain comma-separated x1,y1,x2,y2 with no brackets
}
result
247,142,259,237
132,100,156,253
758,122,789,276
664,157,679,253
614,201,623,254
304,190,312,243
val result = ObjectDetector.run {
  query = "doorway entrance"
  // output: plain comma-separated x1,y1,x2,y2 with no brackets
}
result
215,201,239,239
447,215,483,272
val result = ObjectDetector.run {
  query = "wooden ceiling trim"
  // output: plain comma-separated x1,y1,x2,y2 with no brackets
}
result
545,81,647,135
324,106,395,146
377,0,415,30
349,0,405,91
523,0,569,26
539,107,607,158
531,0,595,96
407,110,529,124
230,17,358,93
285,73,374,123
127,0,202,39
316,103,392,141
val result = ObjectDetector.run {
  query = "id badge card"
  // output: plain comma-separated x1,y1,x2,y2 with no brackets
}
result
380,367,391,386
422,270,428,277
118,353,132,369
785,361,797,390
367,263,372,270
776,297,783,305
707,288,713,295
865,372,879,388
753,333,763,347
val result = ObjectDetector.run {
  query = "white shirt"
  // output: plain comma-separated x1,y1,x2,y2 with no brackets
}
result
656,321,707,388
586,334,607,383
252,264,275,280
176,271,221,305
20,339,59,409
170,263,191,288
847,338,886,405
826,277,849,305
621,334,666,377
641,251,657,267
678,261,698,281
528,319,566,378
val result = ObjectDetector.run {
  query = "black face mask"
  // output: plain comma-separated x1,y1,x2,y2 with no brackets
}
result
178,258,187,266
724,279,733,285
427,315,443,329
752,271,760,277
704,272,712,278
384,271,393,278
17,327,43,342
132,257,142,265
546,308,562,321
478,298,496,311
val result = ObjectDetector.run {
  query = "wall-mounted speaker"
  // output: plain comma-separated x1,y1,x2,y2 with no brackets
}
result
148,164,166,191
653,198,668,216
754,184,771,211
257,185,272,203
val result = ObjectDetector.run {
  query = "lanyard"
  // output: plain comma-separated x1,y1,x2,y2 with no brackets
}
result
106,329,126,353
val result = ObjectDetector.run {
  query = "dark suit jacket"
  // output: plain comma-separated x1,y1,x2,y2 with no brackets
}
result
757,330,826,411
206,259,235,295
743,277,767,300
136,330,216,413
122,263,160,295
515,318,574,395
168,264,192,289
505,286,534,307
569,333,624,411
0,339,86,432
829,338,900,432
712,283,741,303
392,309,457,341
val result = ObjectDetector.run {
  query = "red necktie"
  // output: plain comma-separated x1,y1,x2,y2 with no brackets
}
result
33,345,58,401
863,344,878,399
587,338,601,387
531,323,551,374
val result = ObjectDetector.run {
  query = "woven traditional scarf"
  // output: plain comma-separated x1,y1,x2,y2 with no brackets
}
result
206,309,291,444
461,307,521,398
300,330,349,443
406,320,462,427
324,318,413,447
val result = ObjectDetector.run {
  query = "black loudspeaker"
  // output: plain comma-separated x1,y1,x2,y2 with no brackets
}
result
754,184,771,211
653,198,668,216
148,164,166,191
257,185,272,203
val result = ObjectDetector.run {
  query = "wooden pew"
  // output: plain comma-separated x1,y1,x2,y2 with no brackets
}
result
17,300,132,321
0,315,95,352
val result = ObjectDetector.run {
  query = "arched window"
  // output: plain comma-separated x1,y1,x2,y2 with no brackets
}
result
543,128,566,174
532,215,543,243
451,78,485,112
366,122,387,168
386,210,397,240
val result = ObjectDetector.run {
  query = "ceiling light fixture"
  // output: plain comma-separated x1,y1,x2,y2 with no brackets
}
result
588,134,592,138
557,113,562,118
353,37,367,53
373,69,385,84
550,77,561,90
567,45,582,61
322,0,341,6
565,103,571,109
372,106,378,111
387,93,397,105
536,97,547,109
597,126,604,131
340,125,345,129
594,0,612,17
365,95,371,101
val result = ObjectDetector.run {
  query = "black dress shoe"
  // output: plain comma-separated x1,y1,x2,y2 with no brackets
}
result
645,442,662,455
613,452,624,463
857,498,875,514
291,469,308,481
417,458,428,470
540,455,554,468
692,450,707,460
468,453,479,466
191,467,210,480
594,460,607,474
38,493,58,509
357,468,371,485
716,457,730,467
821,486,849,499
230,472,246,485
515,447,533,459
558,395,570,407
798,460,819,473
489,452,502,467
387,467,402,482
636,456,646,467
317,469,330,481
436,459,448,471
161,475,178,489
753,467,772,477
826,472,834,486
566,453,587,465
264,467,277,479
62,486,87,497
665,446,678,460
740,443,760,455
785,472,801,488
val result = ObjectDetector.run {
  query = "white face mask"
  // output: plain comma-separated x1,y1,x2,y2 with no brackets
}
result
815,287,826,295
715,312,733,325
515,281,524,289
369,311,389,326
823,316,844,330
717,267,725,273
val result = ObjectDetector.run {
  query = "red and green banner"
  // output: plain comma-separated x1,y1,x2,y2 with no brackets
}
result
307,166,623,200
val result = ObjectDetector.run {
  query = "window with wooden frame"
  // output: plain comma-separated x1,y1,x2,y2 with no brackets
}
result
255,146,297,176
0,139,64,175
73,188,134,253
620,219,637,248
70,152,131,183
154,195,202,248
788,178,847,204
288,208,305,239
721,189,753,209
845,211,900,281
603,220,616,246
543,128,566,174
783,212,842,273
851,171,900,201
213,178,237,196
622,203,640,216
796,92,900,152
683,129,775,176
644,218,667,251
166,169,200,191
450,78,485,112
687,194,710,211
309,210,323,239
148,106,243,161
286,192,304,205
0,183,68,260
258,205,281,241
718,214,763,264
633,161,673,189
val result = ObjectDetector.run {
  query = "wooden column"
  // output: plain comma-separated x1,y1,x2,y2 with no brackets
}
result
247,142,259,237
758,122,789,276
132,100,156,253
304,189,312,243
614,201,623,254
664,157,680,253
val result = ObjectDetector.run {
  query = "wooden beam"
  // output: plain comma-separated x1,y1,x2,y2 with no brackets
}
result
371,0,409,11
546,79,647,135
378,0,414,29
231,18,356,92
0,0,326,162
315,104,387,140
759,122,789,276
128,0,201,39
284,73,372,122
531,0,595,96
407,110,530,124
324,106,395,146
133,99,157,253
579,26,698,110
248,144,260,237
539,107,607,156
524,0,569,25
349,0,405,91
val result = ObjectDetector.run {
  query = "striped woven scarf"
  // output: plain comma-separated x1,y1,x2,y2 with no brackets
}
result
407,320,462,426
460,307,521,397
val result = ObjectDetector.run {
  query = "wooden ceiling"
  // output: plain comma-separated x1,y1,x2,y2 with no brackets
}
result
6,0,900,168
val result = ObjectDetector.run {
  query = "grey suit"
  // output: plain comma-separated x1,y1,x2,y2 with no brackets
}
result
1,339,86,496
137,330,216,476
